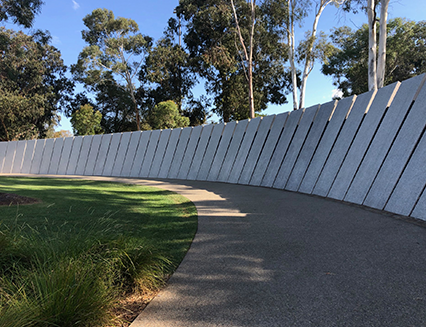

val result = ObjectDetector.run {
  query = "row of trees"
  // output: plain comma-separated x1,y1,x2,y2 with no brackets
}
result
0,0,425,140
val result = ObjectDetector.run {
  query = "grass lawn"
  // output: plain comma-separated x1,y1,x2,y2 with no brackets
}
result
0,177,198,327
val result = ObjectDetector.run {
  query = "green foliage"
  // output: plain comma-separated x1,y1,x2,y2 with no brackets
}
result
177,0,290,122
0,0,43,27
0,27,73,141
146,101,190,130
72,8,152,131
322,18,426,96
70,104,103,136
0,177,198,326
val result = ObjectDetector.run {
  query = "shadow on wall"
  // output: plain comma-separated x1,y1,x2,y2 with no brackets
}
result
1,74,426,221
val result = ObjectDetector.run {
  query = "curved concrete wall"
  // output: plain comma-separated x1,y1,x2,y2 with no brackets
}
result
2,74,426,220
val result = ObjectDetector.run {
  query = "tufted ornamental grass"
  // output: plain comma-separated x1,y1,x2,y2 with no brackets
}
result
0,177,198,327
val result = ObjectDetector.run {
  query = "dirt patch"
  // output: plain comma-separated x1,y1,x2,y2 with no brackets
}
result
112,291,158,327
0,193,41,206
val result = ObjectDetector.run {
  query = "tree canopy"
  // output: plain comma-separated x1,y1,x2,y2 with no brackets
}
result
177,0,290,122
71,8,152,131
0,27,73,141
0,0,43,27
322,18,426,96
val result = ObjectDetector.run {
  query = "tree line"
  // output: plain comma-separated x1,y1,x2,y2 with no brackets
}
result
0,0,425,140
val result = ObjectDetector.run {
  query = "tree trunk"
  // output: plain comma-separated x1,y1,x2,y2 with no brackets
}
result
231,0,256,119
288,0,298,110
377,0,389,89
299,0,330,109
367,0,377,91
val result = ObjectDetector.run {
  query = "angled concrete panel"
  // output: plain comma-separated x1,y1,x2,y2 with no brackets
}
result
228,117,262,184
39,138,55,174
139,130,161,177
94,134,112,176
260,109,303,187
249,113,290,186
274,104,319,189
174,126,201,180
411,189,426,220
48,138,64,175
21,140,36,174
385,130,426,216
313,90,376,197
103,133,122,176
121,132,142,177
328,82,400,200
159,128,182,179
364,76,426,209
345,74,426,205
149,129,172,178
66,136,83,175
218,119,250,182
57,137,73,175
112,132,132,176
75,136,93,175
238,115,276,185
0,142,7,172
3,141,18,174
196,124,226,181
184,124,214,180
298,96,355,194
206,122,237,181
11,141,27,174
84,134,103,176
129,131,151,178
29,139,45,174
286,101,336,191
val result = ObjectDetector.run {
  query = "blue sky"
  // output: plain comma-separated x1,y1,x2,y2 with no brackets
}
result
3,0,425,132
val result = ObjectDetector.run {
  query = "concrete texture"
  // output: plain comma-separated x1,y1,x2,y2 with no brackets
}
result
285,101,336,192
244,114,285,186
149,129,172,178
168,127,193,179
364,77,426,210
68,177,425,327
228,117,261,184
260,110,302,187
344,74,425,205
158,128,182,179
273,104,319,189
328,82,399,201
298,96,355,195
217,119,249,183
313,91,376,197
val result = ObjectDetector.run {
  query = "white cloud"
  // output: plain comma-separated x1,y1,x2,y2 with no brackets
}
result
51,36,61,45
72,0,80,10
332,89,343,99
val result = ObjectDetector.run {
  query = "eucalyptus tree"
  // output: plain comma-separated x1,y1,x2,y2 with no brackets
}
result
0,0,43,27
0,27,72,141
176,0,289,122
72,8,152,131
322,18,426,96
342,0,390,91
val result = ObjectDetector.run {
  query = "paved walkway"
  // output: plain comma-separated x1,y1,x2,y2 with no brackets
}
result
10,175,426,326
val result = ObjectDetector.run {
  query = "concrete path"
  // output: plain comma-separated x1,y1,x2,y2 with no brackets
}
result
8,175,426,326
125,179,426,327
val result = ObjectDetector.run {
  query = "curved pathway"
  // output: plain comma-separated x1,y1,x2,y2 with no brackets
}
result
10,175,426,326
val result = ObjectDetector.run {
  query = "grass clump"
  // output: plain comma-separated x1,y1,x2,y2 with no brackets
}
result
0,177,198,327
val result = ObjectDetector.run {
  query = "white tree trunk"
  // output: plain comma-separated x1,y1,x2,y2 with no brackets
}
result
231,0,256,118
367,0,377,91
288,0,298,110
299,0,331,109
377,0,389,89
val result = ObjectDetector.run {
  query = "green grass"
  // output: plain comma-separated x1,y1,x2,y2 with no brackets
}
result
0,177,198,327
